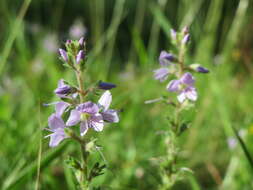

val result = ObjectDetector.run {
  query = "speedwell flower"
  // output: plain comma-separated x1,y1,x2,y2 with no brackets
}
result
153,51,176,82
167,72,197,103
66,101,104,136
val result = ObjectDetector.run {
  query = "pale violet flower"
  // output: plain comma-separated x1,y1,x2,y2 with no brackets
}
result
153,51,176,82
66,101,104,136
167,72,197,103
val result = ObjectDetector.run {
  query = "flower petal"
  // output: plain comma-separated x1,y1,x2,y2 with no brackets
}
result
48,114,65,131
49,128,66,147
98,91,112,110
185,87,197,101
167,80,180,92
80,120,89,136
77,101,99,114
180,72,195,86
102,109,119,123
66,110,81,126
153,68,169,82
177,92,186,103
55,101,69,116
89,113,104,131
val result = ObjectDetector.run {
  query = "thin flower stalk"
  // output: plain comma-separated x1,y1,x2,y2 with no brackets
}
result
44,37,119,189
148,26,209,188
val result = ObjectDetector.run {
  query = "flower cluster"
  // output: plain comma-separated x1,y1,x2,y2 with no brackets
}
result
153,27,209,104
45,38,119,147
150,27,210,188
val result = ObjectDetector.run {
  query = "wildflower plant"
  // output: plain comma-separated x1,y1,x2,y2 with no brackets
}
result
45,37,119,189
148,27,209,188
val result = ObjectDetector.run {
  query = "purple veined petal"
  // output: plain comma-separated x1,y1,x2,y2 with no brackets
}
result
89,113,104,131
185,87,197,101
66,109,81,126
180,72,195,86
76,50,85,64
177,92,186,103
55,101,69,117
159,51,175,66
48,114,65,131
80,120,89,136
153,68,169,82
77,101,99,114
167,79,181,92
49,128,67,147
59,49,68,62
102,109,119,123
98,91,112,110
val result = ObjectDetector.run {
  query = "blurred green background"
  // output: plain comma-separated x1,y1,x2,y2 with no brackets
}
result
0,0,253,189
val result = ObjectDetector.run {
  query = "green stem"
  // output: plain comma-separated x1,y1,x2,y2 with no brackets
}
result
178,44,185,76
73,62,90,189
75,69,85,103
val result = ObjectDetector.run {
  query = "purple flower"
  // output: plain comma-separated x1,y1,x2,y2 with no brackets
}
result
76,50,85,64
54,79,72,98
98,91,119,123
46,114,68,147
153,68,170,82
167,72,197,103
159,51,175,66
66,101,104,136
59,49,68,62
98,81,116,90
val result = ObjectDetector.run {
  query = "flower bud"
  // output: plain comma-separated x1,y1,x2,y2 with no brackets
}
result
159,51,175,65
76,50,85,64
182,34,190,44
189,64,209,73
59,48,68,62
98,81,117,90
54,85,72,95
78,37,85,47
66,39,72,45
